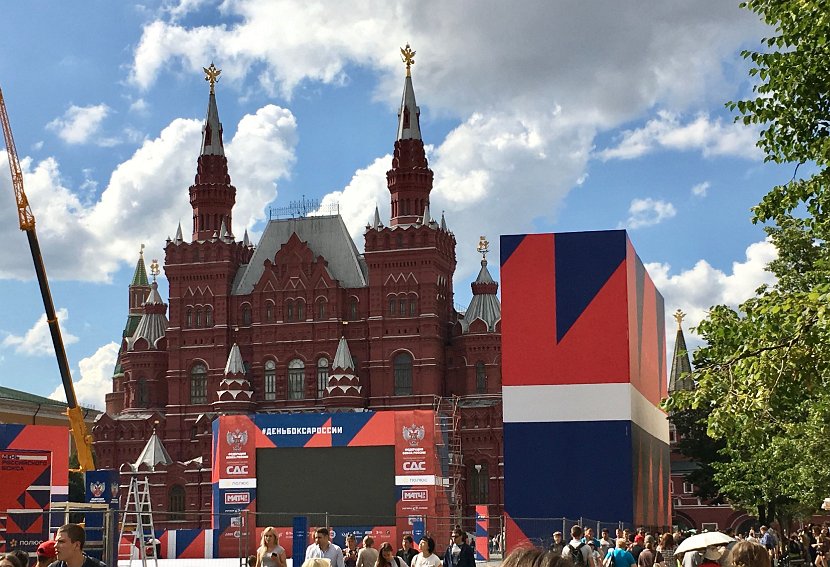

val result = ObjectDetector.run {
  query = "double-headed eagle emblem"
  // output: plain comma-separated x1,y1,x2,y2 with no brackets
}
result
227,429,248,452
402,424,425,446
90,481,105,498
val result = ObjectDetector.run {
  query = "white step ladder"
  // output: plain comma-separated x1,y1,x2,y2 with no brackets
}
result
118,477,158,567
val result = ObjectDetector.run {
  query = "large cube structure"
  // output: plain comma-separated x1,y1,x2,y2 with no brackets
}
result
500,230,670,543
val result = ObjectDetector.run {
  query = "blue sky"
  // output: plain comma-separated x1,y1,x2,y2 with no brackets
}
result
0,1,789,407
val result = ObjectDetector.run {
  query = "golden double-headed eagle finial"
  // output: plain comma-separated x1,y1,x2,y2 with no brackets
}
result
673,309,686,329
477,235,489,259
150,259,160,282
203,62,221,94
400,44,416,77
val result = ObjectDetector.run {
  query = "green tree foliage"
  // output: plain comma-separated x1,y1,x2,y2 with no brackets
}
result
665,0,830,525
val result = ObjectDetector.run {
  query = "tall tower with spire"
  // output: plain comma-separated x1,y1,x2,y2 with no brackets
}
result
190,63,236,242
364,44,458,398
668,309,694,393
129,245,151,315
387,44,434,227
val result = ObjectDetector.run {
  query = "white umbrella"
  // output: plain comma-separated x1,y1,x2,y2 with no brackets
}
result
675,532,735,555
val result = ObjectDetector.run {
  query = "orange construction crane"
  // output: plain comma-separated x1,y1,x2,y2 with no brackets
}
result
0,86,95,472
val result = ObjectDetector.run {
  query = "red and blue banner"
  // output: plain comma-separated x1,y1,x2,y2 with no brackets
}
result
474,506,489,561
211,410,446,558
0,424,69,552
500,231,670,548
0,449,51,553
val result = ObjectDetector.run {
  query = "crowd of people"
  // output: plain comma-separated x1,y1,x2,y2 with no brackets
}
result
536,524,830,567
286,527,474,567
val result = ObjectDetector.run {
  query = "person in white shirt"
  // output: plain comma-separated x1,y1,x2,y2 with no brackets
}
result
411,537,441,567
564,525,593,567
306,528,345,567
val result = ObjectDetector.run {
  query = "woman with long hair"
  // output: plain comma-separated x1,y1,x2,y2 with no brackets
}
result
256,527,287,567
730,541,771,567
376,542,404,567
656,533,676,567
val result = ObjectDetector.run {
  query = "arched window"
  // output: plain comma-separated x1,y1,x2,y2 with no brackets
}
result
399,297,406,316
394,352,413,396
136,378,149,408
288,359,305,400
185,308,193,328
348,298,358,320
476,361,487,394
241,304,252,326
169,485,186,521
264,360,277,401
468,463,489,504
195,308,202,328
388,296,396,316
265,301,273,322
296,300,305,321
317,358,329,399
317,299,326,320
286,299,294,322
409,295,418,316
205,306,213,327
190,363,208,404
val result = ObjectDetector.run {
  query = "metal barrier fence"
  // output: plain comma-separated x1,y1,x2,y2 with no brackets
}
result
1,506,668,564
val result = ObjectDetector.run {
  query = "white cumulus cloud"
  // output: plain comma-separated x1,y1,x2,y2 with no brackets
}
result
0,105,298,283
598,111,762,161
648,238,778,366
625,198,677,229
2,308,78,356
46,104,114,146
48,342,119,409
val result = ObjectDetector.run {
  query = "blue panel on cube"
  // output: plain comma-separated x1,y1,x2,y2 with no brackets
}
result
500,234,528,267
504,421,634,524
554,231,626,342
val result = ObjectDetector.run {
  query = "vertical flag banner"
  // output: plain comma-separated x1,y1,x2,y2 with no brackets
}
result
475,506,489,561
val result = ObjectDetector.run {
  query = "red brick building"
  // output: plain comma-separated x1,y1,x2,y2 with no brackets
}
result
93,63,503,528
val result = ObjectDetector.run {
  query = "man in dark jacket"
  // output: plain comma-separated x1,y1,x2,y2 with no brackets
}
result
397,536,418,566
51,524,106,567
444,529,475,567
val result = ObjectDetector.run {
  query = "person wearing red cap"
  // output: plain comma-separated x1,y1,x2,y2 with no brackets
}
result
630,535,645,562
51,524,106,567
36,540,57,567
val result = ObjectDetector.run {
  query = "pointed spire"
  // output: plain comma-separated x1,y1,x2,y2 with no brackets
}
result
388,45,433,227
440,211,447,231
243,228,250,247
225,343,245,375
372,206,382,230
421,203,432,226
175,222,184,244
191,64,235,241
131,244,149,286
669,310,694,393
463,236,501,334
397,44,422,141
332,336,355,371
133,426,173,471
201,63,225,157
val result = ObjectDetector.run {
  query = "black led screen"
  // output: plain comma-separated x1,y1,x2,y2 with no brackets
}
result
256,445,396,526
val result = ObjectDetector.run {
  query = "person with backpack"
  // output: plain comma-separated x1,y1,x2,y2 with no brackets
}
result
566,526,593,567
605,539,637,567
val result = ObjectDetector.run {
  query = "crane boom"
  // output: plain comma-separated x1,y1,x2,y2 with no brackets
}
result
0,86,95,472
